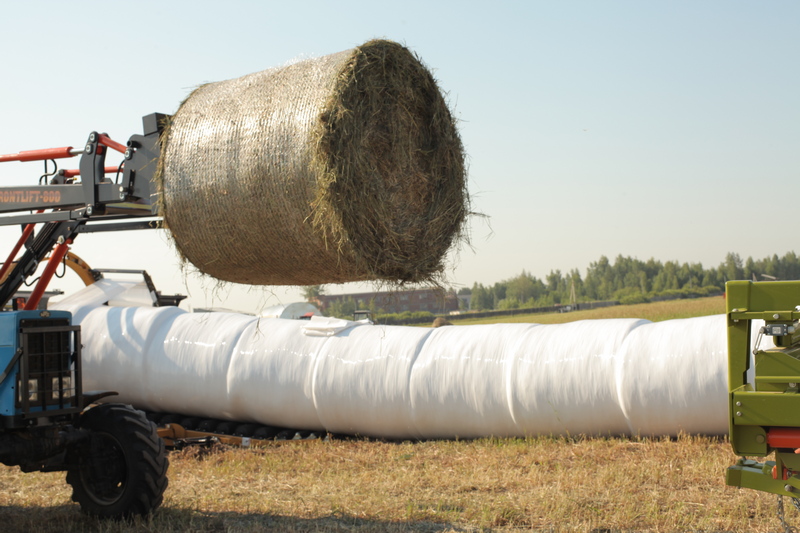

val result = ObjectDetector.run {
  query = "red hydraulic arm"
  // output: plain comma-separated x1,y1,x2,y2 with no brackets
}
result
96,134,127,155
767,428,800,450
0,210,44,283
0,133,127,164
0,147,79,163
60,166,121,178
0,113,168,309
23,239,72,311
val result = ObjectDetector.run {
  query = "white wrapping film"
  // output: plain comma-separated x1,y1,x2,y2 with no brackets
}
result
617,315,729,436
145,311,257,418
313,324,433,438
508,319,647,438
58,283,751,438
50,279,137,322
107,282,156,308
227,318,329,430
410,323,536,439
302,315,360,337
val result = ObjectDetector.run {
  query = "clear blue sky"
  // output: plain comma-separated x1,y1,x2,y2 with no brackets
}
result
1,1,797,312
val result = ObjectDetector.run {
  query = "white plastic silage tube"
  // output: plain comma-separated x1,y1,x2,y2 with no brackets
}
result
54,282,752,439
616,314,729,436
312,323,433,438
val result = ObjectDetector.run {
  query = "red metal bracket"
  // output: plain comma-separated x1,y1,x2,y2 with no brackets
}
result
772,464,791,480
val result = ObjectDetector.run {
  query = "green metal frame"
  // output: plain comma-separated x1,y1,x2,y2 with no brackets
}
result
727,280,800,496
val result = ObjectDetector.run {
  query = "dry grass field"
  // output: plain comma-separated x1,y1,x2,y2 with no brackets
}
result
0,436,783,532
2,295,792,532
448,296,726,325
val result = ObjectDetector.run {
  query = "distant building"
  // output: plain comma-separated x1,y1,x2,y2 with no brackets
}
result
313,288,459,315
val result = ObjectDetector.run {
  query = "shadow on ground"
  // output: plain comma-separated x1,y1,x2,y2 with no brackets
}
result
0,504,486,532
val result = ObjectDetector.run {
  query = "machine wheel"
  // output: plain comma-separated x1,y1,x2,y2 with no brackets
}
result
197,418,219,432
179,416,201,430
253,426,280,440
234,423,258,437
66,403,169,518
215,421,236,434
275,429,296,440
159,413,182,425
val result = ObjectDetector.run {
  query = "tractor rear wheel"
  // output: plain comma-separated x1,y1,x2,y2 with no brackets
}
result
66,403,168,518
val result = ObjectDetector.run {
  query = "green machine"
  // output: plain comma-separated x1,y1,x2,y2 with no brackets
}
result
726,280,800,503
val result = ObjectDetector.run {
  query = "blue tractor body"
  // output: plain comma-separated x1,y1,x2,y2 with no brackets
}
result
0,310,80,422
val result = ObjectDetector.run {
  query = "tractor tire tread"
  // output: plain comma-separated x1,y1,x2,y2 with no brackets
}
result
66,403,168,518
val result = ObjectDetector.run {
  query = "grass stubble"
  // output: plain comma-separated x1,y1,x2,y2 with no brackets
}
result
0,296,782,532
448,296,727,326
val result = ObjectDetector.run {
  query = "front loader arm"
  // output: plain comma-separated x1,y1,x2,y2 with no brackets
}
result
0,113,168,309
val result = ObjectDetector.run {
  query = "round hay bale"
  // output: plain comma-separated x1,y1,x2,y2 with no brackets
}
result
159,39,467,286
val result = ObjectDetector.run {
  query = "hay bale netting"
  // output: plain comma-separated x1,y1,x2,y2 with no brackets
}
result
159,39,467,286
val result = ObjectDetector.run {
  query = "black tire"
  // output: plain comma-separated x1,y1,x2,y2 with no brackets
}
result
275,429,295,440
180,416,201,430
233,423,258,437
214,422,236,435
253,426,280,440
197,418,219,432
159,414,182,425
66,403,169,518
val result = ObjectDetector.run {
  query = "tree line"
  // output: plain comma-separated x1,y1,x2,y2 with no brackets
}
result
463,252,800,311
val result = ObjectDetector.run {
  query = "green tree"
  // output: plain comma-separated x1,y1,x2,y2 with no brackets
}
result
566,269,583,303
302,285,325,300
492,281,507,305
463,250,800,311
326,297,356,320
744,257,757,282
719,252,744,282
496,297,520,310
470,283,494,311
506,271,536,302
